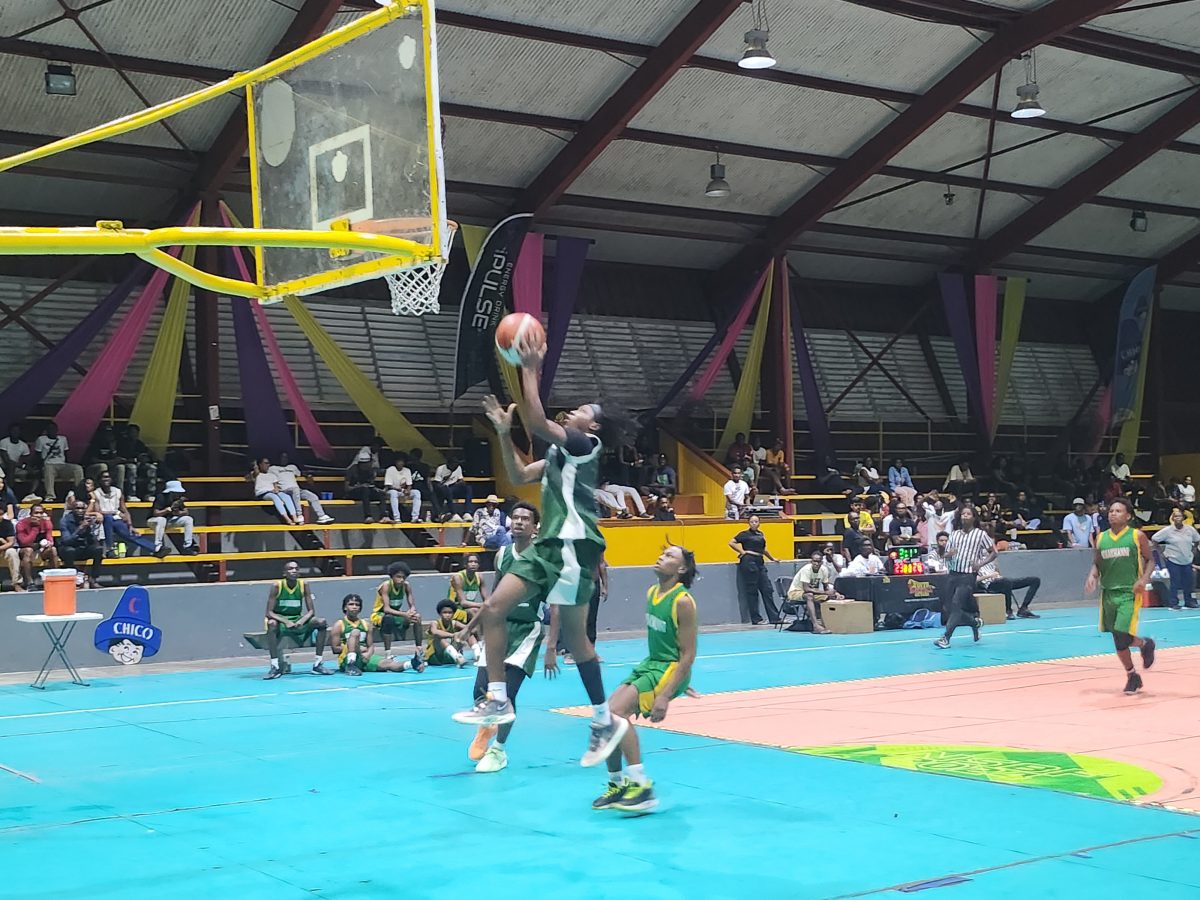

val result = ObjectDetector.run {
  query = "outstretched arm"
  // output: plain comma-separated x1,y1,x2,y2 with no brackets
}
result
483,395,545,485
514,343,569,448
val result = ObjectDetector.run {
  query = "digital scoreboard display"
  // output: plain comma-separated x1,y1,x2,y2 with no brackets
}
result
887,546,925,575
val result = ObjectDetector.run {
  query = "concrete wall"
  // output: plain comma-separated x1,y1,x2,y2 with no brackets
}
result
0,549,1094,675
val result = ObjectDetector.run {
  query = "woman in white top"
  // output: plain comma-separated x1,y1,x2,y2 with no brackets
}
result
270,452,333,524
249,457,302,525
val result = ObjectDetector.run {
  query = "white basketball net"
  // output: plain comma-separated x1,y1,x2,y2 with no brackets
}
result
384,221,457,317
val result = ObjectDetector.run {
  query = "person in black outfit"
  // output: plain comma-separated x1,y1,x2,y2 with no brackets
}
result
345,461,385,521
59,499,104,588
730,514,780,624
936,504,997,649
587,553,608,648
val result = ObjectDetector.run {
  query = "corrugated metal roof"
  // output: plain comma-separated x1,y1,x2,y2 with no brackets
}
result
1106,150,1200,207
440,0,700,44
443,118,570,188
789,251,941,287
0,171,171,220
1020,205,1197,259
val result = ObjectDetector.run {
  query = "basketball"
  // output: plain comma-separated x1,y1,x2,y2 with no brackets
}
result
495,312,545,366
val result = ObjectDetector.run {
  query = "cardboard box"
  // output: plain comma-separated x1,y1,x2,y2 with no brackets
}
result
820,599,875,634
975,592,1007,626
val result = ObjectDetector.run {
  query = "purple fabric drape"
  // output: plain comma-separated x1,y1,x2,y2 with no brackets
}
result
230,294,295,460
790,292,832,466
939,273,985,430
540,236,590,402
0,262,148,433
974,274,998,436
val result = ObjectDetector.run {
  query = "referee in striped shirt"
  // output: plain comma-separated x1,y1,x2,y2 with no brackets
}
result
936,504,996,649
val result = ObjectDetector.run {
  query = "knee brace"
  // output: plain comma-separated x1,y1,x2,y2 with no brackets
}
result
1112,631,1134,652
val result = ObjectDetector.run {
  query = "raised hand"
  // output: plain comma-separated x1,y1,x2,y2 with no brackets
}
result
482,394,516,434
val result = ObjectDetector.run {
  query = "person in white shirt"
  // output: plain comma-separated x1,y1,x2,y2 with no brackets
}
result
432,453,473,522
0,424,35,496
724,465,750,519
844,540,885,577
787,549,840,634
924,531,951,573
383,458,421,523
86,470,158,556
821,543,847,574
943,459,976,495
1109,453,1132,487
250,457,302,525
34,423,83,501
271,452,334,524
1175,476,1195,510
927,499,954,538
1062,498,1097,548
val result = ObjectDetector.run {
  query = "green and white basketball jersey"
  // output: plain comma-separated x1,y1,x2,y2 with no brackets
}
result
539,435,604,546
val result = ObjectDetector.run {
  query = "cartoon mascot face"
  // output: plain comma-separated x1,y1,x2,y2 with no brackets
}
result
94,586,161,666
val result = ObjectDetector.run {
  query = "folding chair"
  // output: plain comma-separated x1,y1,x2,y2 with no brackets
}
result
775,576,803,631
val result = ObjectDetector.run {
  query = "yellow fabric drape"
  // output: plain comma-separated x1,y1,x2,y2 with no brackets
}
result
1116,306,1154,460
129,208,201,455
282,294,442,463
717,261,773,458
992,276,1026,441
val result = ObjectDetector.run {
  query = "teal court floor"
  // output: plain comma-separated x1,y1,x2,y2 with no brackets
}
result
4,606,1200,898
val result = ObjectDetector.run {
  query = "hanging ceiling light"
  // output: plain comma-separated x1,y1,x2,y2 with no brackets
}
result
1129,210,1148,233
738,0,776,70
705,153,731,198
44,63,77,97
1011,50,1045,119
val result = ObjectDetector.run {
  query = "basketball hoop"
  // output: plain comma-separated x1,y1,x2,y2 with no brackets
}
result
383,219,457,317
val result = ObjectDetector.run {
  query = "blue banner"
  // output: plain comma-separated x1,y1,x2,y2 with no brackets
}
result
1110,265,1157,427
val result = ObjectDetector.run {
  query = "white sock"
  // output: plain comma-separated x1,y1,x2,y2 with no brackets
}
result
493,741,505,752
401,660,413,671
625,764,648,786
489,681,508,703
346,652,357,663
608,771,624,785
271,658,280,669
448,646,465,663
592,702,612,726
313,653,324,665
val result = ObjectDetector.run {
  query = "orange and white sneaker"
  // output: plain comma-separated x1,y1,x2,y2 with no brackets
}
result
469,725,498,761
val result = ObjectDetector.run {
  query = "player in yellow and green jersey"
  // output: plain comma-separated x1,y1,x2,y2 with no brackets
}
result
331,594,421,675
371,561,426,673
1086,497,1156,694
453,339,636,772
593,545,699,814
263,560,332,679
448,554,487,613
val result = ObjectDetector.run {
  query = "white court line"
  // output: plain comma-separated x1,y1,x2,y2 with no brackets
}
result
3,615,1197,724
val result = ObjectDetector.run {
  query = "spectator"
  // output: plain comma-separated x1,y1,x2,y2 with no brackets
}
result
147,479,198,556
977,556,1041,620
115,423,157,501
1149,480,1174,524
469,494,511,550
927,499,954,538
1151,508,1200,610
980,492,1002,522
0,424,36,497
759,437,788,497
354,436,386,472
822,542,847,574
650,453,677,498
724,432,754,469
272,453,335,524
594,485,630,519
251,457,303,525
1110,453,1133,493
58,500,104,588
1093,499,1110,535
787,549,837,634
924,531,950,573
860,456,881,486
817,455,855,497
646,493,676,521
729,514,779,625
842,510,863,559
345,460,386,523
598,478,649,519
989,456,1018,497
432,453,473,522
1174,475,1195,511
1009,490,1042,532
383,455,421,524
35,422,83,502
844,539,885,576
724,465,750,519
0,475,15,520
83,424,126,489
406,448,439,521
17,503,60,585
943,458,976,496
1062,498,1096,549
88,471,159,557
888,457,916,506
0,514,21,590
887,502,919,547
64,476,97,511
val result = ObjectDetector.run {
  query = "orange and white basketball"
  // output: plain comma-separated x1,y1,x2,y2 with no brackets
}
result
495,312,545,366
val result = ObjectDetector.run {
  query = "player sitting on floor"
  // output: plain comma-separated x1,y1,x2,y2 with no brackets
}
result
468,501,561,773
263,560,332,679
426,599,472,667
448,553,488,614
594,545,699,814
331,594,420,676
371,561,426,672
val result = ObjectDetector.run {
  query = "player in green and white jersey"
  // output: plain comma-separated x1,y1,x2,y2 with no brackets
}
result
452,338,632,769
467,501,561,773
330,594,420,675
592,545,699,814
1085,496,1156,694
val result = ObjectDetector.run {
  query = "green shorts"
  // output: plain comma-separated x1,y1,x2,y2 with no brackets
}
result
622,657,690,717
478,619,545,678
424,644,458,666
1101,590,1142,635
267,618,319,645
339,654,382,672
371,612,415,638
505,538,602,607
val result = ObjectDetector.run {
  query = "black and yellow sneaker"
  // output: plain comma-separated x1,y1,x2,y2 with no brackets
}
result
613,780,659,813
592,780,630,811
1124,671,1143,694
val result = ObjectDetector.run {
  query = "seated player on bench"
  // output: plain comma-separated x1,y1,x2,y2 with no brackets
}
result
370,561,427,672
331,593,421,676
787,549,841,634
262,560,332,679
426,599,473,667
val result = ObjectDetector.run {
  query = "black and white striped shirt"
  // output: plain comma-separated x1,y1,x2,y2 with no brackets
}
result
946,526,994,574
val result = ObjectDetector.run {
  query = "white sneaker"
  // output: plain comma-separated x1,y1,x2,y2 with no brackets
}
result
317,515,335,524
475,746,508,773
127,496,141,503
451,514,465,523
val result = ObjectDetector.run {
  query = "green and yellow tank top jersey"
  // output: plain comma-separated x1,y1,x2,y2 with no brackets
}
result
449,569,481,603
273,578,305,618
337,616,369,663
645,583,692,662
374,580,406,618
1097,526,1142,594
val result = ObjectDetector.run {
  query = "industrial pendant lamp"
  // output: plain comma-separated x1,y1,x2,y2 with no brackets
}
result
1011,50,1045,119
738,0,776,70
705,153,731,198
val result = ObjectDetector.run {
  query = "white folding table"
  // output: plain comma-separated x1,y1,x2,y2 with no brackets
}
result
16,612,103,689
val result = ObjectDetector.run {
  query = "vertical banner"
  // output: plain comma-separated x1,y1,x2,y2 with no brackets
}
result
791,292,832,467
993,276,1026,440
453,214,533,399
541,236,590,401
688,264,771,403
1110,266,1157,428
775,262,795,469
938,273,984,431
974,275,998,438
231,298,294,460
718,267,773,457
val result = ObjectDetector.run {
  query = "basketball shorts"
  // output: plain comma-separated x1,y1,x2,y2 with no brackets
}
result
370,612,414,638
505,538,602,607
338,652,382,672
266,618,319,643
1100,589,1141,635
622,657,690,717
475,619,545,678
